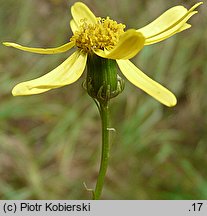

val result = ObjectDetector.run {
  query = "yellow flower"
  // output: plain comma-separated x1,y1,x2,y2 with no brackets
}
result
3,2,202,106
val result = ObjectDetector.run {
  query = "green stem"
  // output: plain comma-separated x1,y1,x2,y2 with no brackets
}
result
93,101,110,200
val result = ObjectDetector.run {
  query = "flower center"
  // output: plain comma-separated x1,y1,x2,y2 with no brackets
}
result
71,17,126,52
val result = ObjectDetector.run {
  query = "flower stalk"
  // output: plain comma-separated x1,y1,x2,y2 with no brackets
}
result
93,101,110,200
85,54,124,199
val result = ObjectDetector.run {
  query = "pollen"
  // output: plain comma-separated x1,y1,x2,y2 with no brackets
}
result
71,17,126,52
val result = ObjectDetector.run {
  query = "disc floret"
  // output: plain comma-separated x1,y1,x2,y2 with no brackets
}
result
71,17,126,52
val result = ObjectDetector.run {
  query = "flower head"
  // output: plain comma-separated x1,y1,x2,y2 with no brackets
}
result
3,2,202,106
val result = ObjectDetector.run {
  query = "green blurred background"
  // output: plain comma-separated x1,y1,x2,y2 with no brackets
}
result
0,0,206,199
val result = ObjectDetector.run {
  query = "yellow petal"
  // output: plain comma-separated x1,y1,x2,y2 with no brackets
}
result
70,19,78,34
138,6,187,38
137,2,202,45
94,30,145,60
143,11,197,45
177,23,191,33
117,59,177,107
12,51,87,96
3,41,75,54
71,2,97,27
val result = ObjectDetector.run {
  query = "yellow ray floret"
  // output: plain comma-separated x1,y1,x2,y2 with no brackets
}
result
137,2,203,45
12,51,87,95
3,41,75,54
94,30,145,60
117,60,177,107
71,2,97,28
